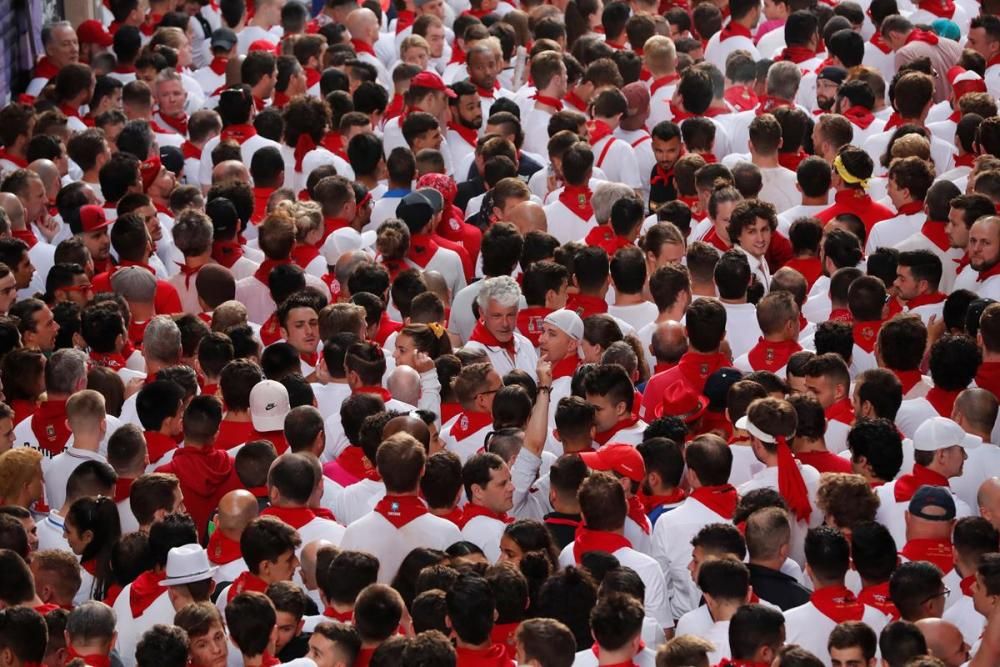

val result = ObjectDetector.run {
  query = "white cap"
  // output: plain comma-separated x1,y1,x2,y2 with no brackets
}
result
250,379,290,432
321,227,376,265
913,417,981,452
160,544,217,586
543,309,584,340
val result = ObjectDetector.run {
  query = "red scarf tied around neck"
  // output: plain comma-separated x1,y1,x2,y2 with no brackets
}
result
293,133,317,172
776,434,812,523
374,495,429,528
469,320,516,357
689,484,738,519
905,29,940,46
558,185,594,221
810,585,865,623
573,527,632,563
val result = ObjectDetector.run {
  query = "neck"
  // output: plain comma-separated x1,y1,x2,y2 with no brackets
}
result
712,601,742,622
552,498,580,514
901,116,923,127
185,439,212,449
224,410,252,422
791,436,826,453
750,554,786,571
357,174,379,189
802,194,827,205
242,654,268,667
655,304,684,323
720,295,747,305
581,287,606,299
984,350,1000,363
614,291,644,306
186,253,213,269
83,168,100,183
752,151,779,168
131,302,156,321
562,440,595,454
71,435,101,451
690,280,716,297
597,646,635,665
927,462,951,478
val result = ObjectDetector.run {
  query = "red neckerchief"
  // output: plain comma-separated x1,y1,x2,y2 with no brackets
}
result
755,95,795,116
895,201,924,217
253,257,291,286
113,477,134,504
173,261,201,289
31,400,70,456
882,112,905,131
638,489,686,514
843,105,876,130
469,320,516,357
690,484,738,519
321,217,349,243
961,574,975,597
408,233,440,268
825,397,854,426
589,119,614,145
522,91,562,115
475,81,500,100
66,648,111,667
894,369,924,396
448,43,467,65
461,503,513,528
158,112,188,136
649,73,679,96
207,529,242,565
354,385,392,402
58,103,84,121
227,571,269,603
594,415,639,446
374,495,429,528
778,150,808,171
894,464,950,502
140,10,163,36
810,585,865,623
252,95,267,112
320,131,346,160
293,133,317,172
573,527,631,563
917,0,955,17
858,581,899,619
716,660,770,667
906,28,939,46
901,538,955,573
774,434,812,523
208,56,228,76
374,311,403,346
129,570,166,617
272,91,291,108
976,361,1000,395
676,350,731,391
569,292,609,318
211,240,244,268
870,32,892,54
564,90,587,111
829,307,853,323
261,506,317,530
32,56,60,80
252,186,274,224
907,291,946,310
747,338,801,372
438,505,465,527
917,220,950,252
626,495,651,534
336,446,381,482
323,606,353,622
926,386,960,417
852,320,880,354
260,313,281,346
719,21,753,41
180,140,202,160
303,66,321,90
291,243,320,269
724,84,759,112
350,38,376,57
976,261,1000,283
144,431,178,465
558,184,594,221
516,306,551,347
954,152,976,168
220,123,257,145
585,224,632,257
12,228,39,249
447,121,478,148
776,45,815,64
450,410,493,442
551,354,580,380
0,148,27,169
395,9,415,33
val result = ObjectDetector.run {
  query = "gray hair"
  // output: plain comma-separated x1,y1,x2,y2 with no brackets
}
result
47,348,87,395
476,275,521,310
42,21,73,48
111,266,157,302
66,601,117,643
766,61,802,103
386,365,420,405
592,183,637,225
155,68,184,88
173,210,215,257
143,316,182,365
601,340,637,376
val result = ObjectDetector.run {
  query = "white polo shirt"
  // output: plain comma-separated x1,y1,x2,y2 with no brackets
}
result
441,411,493,465
339,510,462,584
44,447,108,513
464,330,539,381
461,511,508,562
784,597,890,667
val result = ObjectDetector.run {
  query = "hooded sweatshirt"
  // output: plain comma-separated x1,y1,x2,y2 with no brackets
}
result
156,445,242,539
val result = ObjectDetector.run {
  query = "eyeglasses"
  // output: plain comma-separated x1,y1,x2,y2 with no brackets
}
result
477,388,501,398
63,284,93,293
922,588,950,604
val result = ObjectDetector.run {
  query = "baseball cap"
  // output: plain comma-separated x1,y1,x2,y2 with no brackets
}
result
620,82,650,132
702,368,743,411
410,71,457,98
77,20,114,48
159,145,184,176
206,197,240,236
250,380,290,432
211,28,238,51
74,205,112,235
947,66,988,99
654,382,709,423
160,544,218,586
542,309,584,340
415,187,444,213
248,39,279,54
110,266,157,302
908,485,957,521
321,227,376,265
580,443,645,483
817,66,847,85
913,417,981,452
396,191,435,232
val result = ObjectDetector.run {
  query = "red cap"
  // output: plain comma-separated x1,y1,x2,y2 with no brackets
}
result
654,382,708,423
77,19,114,48
947,66,988,100
411,71,457,98
248,39,279,54
140,156,162,192
580,443,645,483
78,205,111,233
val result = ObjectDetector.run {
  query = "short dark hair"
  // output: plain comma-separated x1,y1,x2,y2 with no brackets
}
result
729,604,786,661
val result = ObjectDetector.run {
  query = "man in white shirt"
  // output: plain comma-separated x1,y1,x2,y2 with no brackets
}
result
716,249,764,359
583,364,647,446
440,362,502,464
339,432,461,583
460,451,515,562
197,82,282,189
236,0,283,54
866,157,936,255
652,435,740,619
207,489,257,583
746,114,799,214
895,335,983,439
464,275,538,380
345,9,392,91
573,593,659,667
702,0,761,72
895,181,971,293
259,453,345,548
44,390,109,513
589,89,642,191
776,156,835,236
968,216,1000,300
37,459,116,556
522,52,568,156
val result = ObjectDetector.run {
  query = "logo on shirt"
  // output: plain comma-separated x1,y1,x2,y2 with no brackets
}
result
459,415,469,431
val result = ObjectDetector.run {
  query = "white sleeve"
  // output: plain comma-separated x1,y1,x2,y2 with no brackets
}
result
416,369,442,424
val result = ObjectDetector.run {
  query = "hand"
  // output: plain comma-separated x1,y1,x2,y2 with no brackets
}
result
413,351,435,374
927,313,945,346
35,213,60,244
536,356,552,387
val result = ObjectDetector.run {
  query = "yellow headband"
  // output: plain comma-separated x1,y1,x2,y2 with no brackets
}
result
833,154,870,191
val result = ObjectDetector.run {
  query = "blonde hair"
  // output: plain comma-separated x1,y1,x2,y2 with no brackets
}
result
0,449,42,503
149,26,187,52
277,200,323,243
376,219,410,261
889,134,931,162
643,35,676,73
400,35,430,55
67,389,107,433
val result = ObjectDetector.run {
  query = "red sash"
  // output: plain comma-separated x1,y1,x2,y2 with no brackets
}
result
336,446,381,482
626,495,651,535
925,386,960,417
129,570,166,617
450,410,493,442
374,495,429,528
207,529,242,565
407,234,440,268
573,527,631,563
905,29,939,46
858,581,899,619
220,124,257,145
227,571,269,603
447,121,478,148
810,585,865,623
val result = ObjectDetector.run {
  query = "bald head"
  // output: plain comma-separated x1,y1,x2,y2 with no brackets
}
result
346,8,379,42
954,388,999,436
651,320,688,365
212,160,250,184
771,267,808,306
916,618,969,667
216,489,259,536
300,539,335,590
28,160,60,199
508,201,547,235
0,192,25,230
979,477,1000,531
386,366,421,407
422,270,449,303
383,415,430,450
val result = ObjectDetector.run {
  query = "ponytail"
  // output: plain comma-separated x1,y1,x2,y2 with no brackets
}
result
68,496,122,601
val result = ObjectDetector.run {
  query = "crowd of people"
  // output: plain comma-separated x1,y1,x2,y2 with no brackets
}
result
3,0,1000,665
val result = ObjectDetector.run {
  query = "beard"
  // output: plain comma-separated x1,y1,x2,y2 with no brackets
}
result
459,115,482,130
817,95,835,112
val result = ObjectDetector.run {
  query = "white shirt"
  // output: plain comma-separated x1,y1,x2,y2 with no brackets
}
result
591,134,642,190
543,198,597,245
895,396,947,439
721,301,764,359
943,591,985,647
339,510,463,583
757,166,800,214
198,133,282,188
863,130,954,178
784,598,890,667
607,301,659,334
464,330,538,380
441,411,493,465
37,510,70,552
703,30,759,74
572,647,657,667
866,210,926,255
112,580,175,667
333,478,386,526
406,244,466,299
895,231,964,293
462,511,507,562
